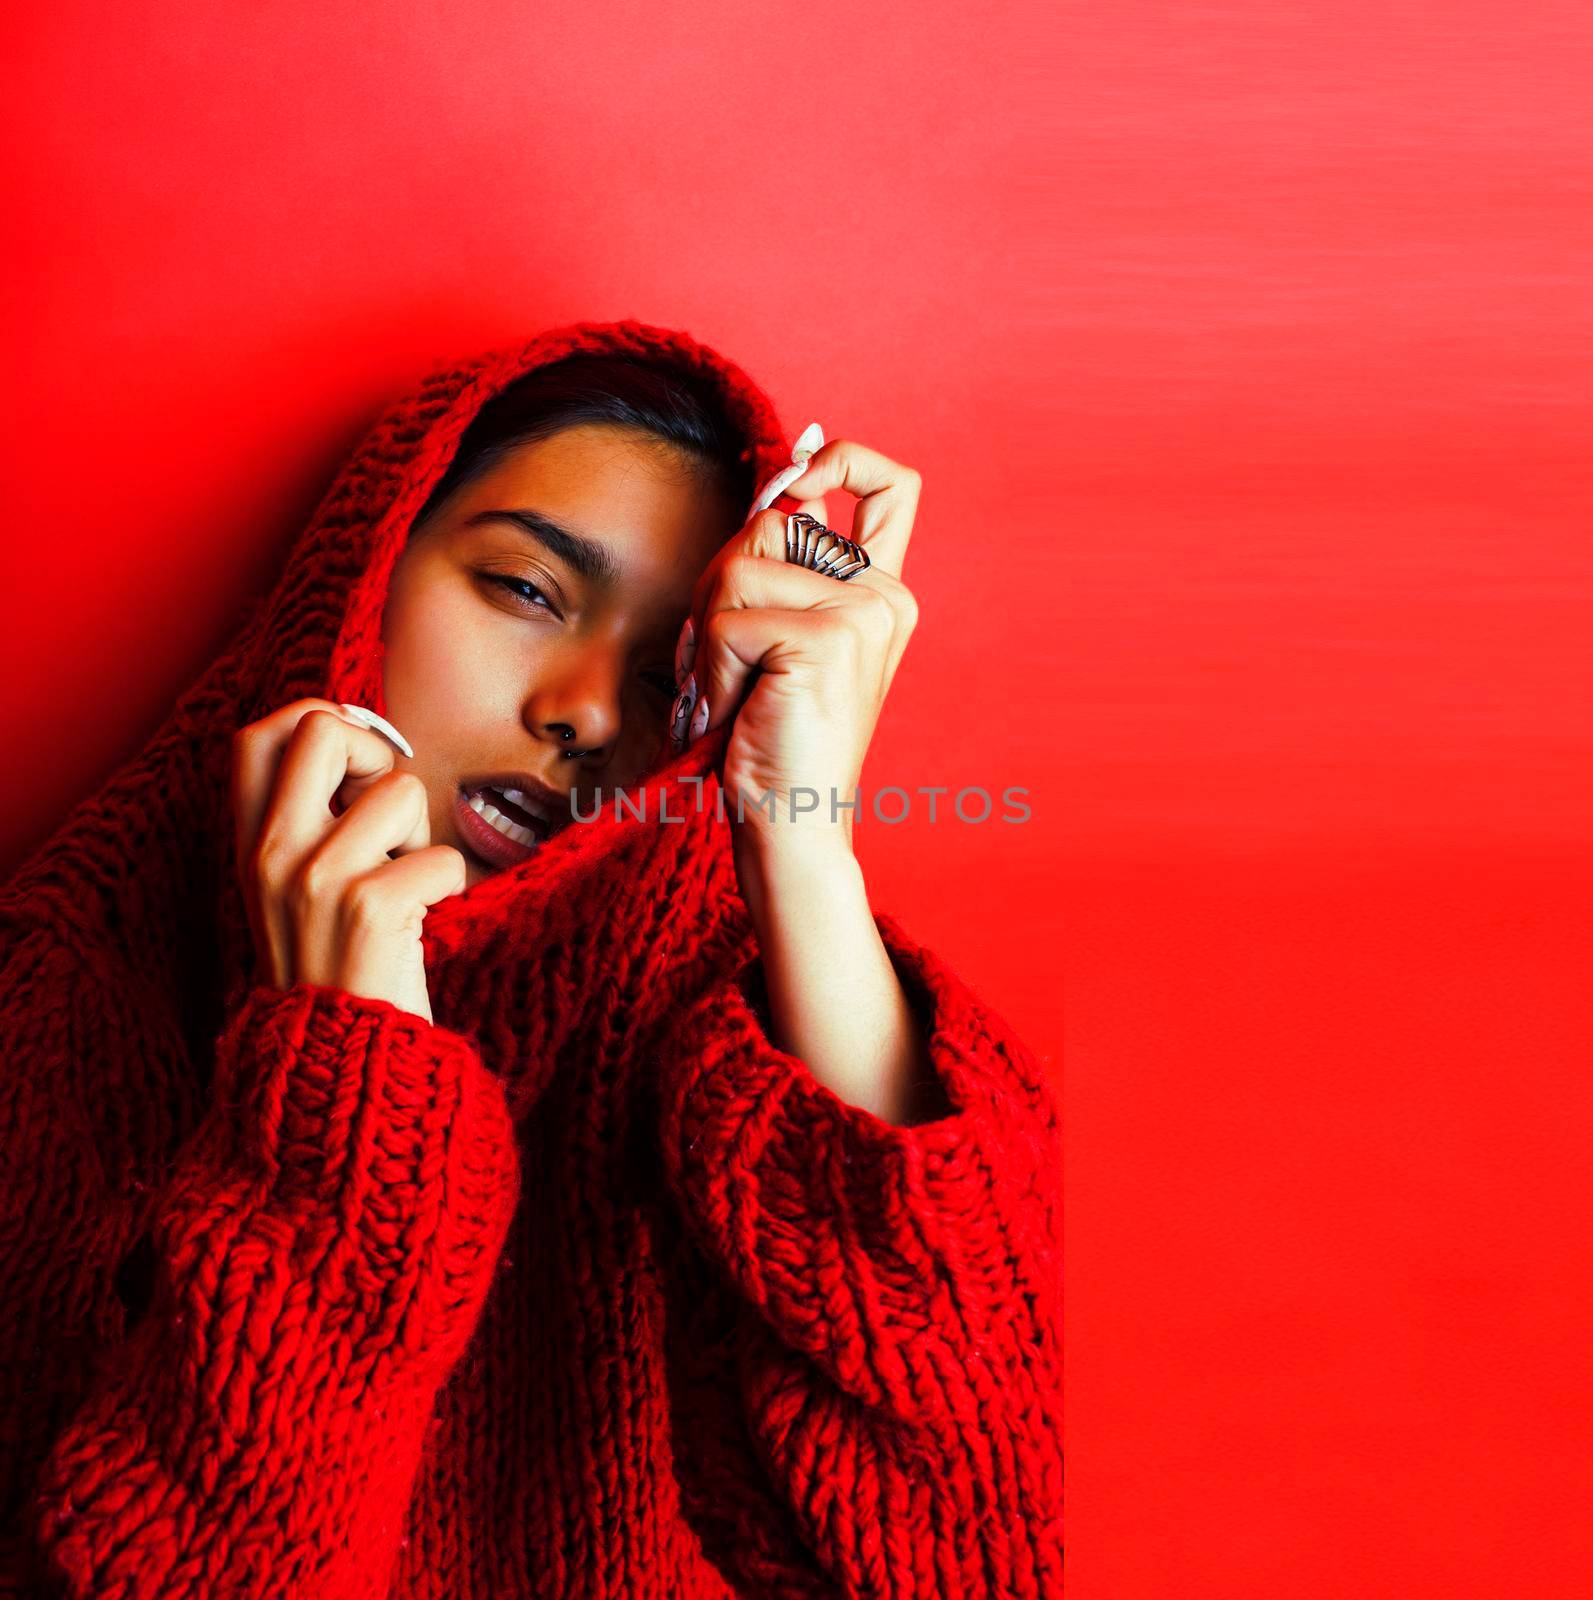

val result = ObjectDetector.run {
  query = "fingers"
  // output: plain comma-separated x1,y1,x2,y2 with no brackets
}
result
692,548,918,651
284,773,430,988
258,709,399,863
778,439,921,579
670,441,919,691
789,492,828,527
239,705,400,986
310,845,467,1013
682,511,910,663
690,583,910,748
231,698,388,871
688,606,832,746
307,770,433,878
674,545,919,747
697,549,857,618
347,844,469,917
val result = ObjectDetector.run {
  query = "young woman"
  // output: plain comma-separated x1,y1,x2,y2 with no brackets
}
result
0,319,1062,1599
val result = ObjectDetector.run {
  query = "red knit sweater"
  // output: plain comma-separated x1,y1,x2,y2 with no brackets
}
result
0,320,1063,1598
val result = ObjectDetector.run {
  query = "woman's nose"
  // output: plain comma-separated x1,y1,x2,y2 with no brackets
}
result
522,654,625,760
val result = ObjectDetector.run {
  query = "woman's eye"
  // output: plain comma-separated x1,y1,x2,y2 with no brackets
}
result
489,575,558,613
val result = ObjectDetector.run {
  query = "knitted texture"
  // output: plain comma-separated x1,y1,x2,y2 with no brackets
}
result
0,319,1063,1598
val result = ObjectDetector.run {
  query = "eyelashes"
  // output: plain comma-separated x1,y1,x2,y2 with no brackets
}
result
488,574,559,613
484,574,675,699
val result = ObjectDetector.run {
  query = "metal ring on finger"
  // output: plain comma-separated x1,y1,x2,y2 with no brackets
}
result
782,512,872,582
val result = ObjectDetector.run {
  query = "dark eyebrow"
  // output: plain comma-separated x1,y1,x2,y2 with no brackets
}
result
462,509,622,589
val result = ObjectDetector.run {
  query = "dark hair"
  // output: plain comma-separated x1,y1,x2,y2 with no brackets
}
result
412,351,758,533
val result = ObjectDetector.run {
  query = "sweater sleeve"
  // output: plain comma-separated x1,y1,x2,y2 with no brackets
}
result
654,911,1063,1598
1,929,520,1600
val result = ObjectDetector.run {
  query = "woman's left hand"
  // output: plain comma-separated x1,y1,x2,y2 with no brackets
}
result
669,438,921,860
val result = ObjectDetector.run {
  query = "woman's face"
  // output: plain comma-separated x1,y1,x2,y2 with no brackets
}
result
382,422,740,887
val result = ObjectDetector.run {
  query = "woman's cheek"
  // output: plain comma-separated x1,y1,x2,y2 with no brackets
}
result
385,577,502,743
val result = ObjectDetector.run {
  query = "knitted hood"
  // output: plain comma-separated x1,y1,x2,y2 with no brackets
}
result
6,318,795,1121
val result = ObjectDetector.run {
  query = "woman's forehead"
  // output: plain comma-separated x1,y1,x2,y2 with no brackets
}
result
437,425,736,591
478,423,703,496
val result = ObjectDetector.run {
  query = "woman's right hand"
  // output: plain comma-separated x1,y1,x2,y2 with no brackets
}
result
231,699,466,1022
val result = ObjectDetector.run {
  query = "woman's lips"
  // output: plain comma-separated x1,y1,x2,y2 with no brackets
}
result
453,785,543,871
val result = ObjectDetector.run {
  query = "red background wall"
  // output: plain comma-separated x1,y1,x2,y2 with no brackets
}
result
5,3,1591,1594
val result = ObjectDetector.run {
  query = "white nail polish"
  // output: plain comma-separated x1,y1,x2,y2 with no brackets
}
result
338,703,414,758
748,421,825,517
790,421,823,462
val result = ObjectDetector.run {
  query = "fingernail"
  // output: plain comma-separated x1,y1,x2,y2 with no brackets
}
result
748,463,803,517
338,703,414,758
747,420,825,517
687,690,710,745
669,675,696,748
674,617,696,688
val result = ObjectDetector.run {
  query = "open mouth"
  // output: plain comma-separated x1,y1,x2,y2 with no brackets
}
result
453,782,567,871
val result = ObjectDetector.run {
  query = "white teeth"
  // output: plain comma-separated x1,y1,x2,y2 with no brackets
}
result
498,787,548,822
466,790,537,848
